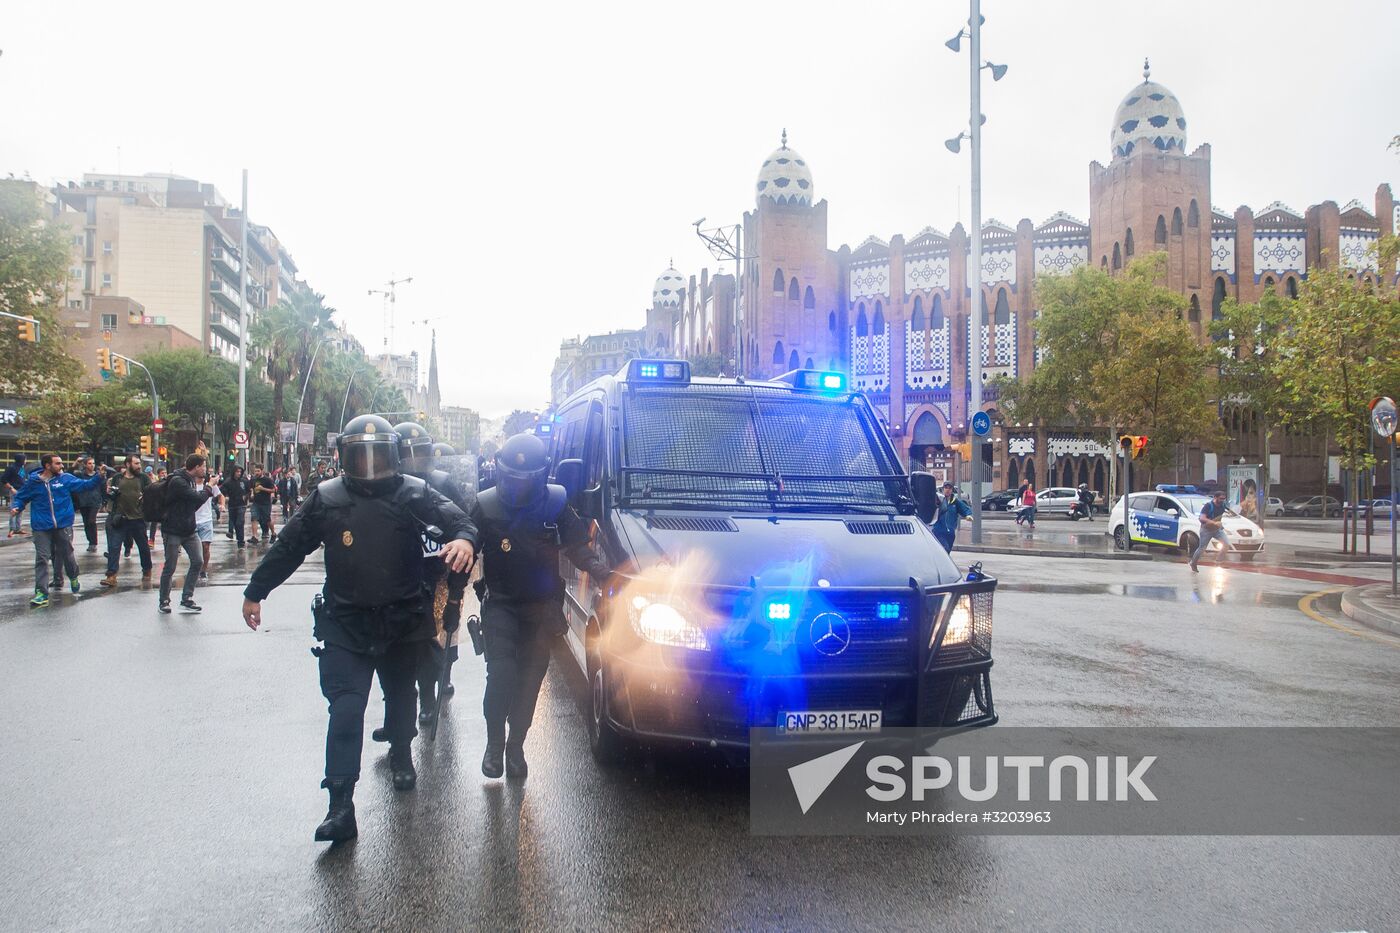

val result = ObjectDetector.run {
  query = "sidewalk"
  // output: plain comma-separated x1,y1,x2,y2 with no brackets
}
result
1340,584,1400,636
957,523,1153,560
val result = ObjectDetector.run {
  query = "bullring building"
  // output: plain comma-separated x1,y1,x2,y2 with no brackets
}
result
555,65,1395,497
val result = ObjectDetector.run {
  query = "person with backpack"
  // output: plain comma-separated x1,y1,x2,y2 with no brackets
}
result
101,455,153,588
154,454,219,613
933,481,973,553
10,454,109,607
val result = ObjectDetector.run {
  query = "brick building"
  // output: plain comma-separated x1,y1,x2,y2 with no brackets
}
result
584,64,1395,497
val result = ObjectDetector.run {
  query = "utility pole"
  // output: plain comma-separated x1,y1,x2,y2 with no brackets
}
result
694,220,752,374
369,275,414,355
238,169,248,468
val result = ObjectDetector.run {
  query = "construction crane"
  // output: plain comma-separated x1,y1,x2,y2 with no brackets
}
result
368,275,413,354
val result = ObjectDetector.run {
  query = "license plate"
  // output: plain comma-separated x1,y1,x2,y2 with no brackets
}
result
778,710,882,734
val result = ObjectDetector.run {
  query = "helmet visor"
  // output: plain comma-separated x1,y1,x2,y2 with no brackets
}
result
400,437,435,475
498,471,545,510
342,440,399,482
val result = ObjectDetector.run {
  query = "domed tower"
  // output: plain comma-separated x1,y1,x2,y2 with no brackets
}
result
647,263,684,356
741,131,842,378
1089,60,1211,318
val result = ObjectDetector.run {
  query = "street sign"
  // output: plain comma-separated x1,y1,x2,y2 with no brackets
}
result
234,429,250,450
152,418,165,433
971,411,991,436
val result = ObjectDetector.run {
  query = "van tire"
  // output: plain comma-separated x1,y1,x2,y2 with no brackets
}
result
587,648,626,766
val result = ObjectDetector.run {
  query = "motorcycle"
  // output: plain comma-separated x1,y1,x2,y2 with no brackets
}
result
1068,500,1093,521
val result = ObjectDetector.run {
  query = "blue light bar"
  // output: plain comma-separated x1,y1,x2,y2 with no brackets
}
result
1155,484,1199,494
876,601,901,620
626,359,691,385
776,369,847,392
767,601,792,621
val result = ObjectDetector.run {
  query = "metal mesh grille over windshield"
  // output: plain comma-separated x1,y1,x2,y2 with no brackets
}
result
621,384,903,507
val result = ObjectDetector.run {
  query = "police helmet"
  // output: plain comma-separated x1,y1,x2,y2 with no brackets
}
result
494,433,549,510
431,442,456,459
337,415,400,487
392,421,434,477
1078,483,1088,490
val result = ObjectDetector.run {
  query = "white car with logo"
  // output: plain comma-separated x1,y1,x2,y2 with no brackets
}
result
1107,485,1265,560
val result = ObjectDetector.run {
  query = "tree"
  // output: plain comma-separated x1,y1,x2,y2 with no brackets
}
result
0,181,81,396
687,353,726,377
502,409,538,437
132,348,238,450
1275,237,1400,542
998,254,1225,483
20,381,151,460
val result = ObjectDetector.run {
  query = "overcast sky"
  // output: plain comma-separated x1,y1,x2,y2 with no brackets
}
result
4,1,1396,417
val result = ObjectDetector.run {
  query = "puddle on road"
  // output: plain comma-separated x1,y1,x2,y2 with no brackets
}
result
1000,582,1303,609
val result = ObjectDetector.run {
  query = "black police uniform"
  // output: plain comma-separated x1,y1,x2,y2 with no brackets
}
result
244,474,476,783
471,485,610,751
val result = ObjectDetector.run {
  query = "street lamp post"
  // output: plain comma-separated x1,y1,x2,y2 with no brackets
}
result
694,219,754,375
292,340,325,469
944,0,1006,545
238,169,248,470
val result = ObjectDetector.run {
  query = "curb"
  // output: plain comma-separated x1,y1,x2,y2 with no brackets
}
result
1292,549,1393,564
1340,585,1400,637
958,545,1153,560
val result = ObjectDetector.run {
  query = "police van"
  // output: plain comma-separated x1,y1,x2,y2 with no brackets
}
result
546,359,997,762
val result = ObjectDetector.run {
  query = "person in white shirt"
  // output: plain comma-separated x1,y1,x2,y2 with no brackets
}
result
194,477,215,581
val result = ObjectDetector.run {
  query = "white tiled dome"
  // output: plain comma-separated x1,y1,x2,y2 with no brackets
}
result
652,266,685,308
1111,61,1187,160
756,130,814,206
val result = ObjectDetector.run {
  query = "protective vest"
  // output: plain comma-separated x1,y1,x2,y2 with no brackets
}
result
316,476,436,611
474,484,569,602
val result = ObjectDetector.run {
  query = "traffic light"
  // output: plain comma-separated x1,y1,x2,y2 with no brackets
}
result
158,446,167,458
97,348,112,371
112,356,129,377
953,441,972,461
1118,435,1150,460
16,319,37,343
140,435,152,455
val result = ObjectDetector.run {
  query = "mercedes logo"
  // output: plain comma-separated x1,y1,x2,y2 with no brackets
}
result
810,613,851,656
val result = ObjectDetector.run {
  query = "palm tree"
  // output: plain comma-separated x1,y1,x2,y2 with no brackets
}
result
248,301,300,443
286,287,336,473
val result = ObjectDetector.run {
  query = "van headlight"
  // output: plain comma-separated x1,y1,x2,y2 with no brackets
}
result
943,595,973,647
628,595,710,651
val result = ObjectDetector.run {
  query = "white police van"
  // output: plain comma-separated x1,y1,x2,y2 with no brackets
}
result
1107,484,1265,560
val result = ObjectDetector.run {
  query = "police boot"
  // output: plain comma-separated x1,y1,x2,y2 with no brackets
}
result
314,779,357,843
389,745,417,791
370,726,389,743
504,741,528,780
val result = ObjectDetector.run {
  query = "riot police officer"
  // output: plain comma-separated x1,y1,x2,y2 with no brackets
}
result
241,415,476,843
473,432,612,780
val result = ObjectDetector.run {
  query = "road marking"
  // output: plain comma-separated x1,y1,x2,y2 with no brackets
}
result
1219,563,1381,587
1297,589,1400,648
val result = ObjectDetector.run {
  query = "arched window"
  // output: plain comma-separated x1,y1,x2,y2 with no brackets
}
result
911,296,925,331
1154,215,1167,245
1188,200,1200,228
1263,276,1276,295
856,304,868,336
1007,460,1019,490
1112,242,1122,270
1125,228,1135,257
772,341,785,365
1171,208,1183,236
788,349,800,370
1212,278,1227,320
789,277,800,302
804,285,815,309
993,288,1011,325
1286,277,1298,299
828,311,836,331
805,356,814,369
772,268,784,293
873,301,885,335
931,294,945,330
1189,294,1200,322
1101,256,1109,269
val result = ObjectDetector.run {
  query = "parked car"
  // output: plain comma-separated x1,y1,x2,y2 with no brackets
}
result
1035,486,1082,514
981,489,1019,511
1107,485,1265,559
1282,495,1341,517
1265,496,1285,517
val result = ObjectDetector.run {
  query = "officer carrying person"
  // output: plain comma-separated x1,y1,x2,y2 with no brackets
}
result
241,415,476,843
367,424,472,743
472,432,612,780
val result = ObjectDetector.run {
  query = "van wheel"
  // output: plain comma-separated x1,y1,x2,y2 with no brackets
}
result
587,649,626,766
1113,527,1128,550
1180,531,1199,556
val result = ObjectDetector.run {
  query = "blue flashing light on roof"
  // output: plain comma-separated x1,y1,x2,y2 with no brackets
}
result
1155,484,1199,494
626,358,691,385
777,369,847,392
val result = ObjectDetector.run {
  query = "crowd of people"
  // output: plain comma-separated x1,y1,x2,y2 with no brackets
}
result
4,451,339,610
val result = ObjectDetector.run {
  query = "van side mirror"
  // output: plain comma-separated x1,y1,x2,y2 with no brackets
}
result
910,472,938,524
554,458,584,502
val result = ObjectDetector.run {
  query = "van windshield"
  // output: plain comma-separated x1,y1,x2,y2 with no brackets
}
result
619,383,908,512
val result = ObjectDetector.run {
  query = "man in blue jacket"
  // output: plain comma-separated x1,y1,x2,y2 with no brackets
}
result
933,481,973,554
10,454,108,607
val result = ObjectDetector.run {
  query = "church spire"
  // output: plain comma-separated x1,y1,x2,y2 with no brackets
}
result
427,329,441,418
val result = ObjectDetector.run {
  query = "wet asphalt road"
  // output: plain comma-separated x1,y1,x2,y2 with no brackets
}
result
0,527,1397,932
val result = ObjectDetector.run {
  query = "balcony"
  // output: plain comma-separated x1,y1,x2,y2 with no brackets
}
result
210,246,241,279
209,278,242,311
209,309,241,342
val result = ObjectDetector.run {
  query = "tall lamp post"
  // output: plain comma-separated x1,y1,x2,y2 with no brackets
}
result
694,219,755,375
944,0,1007,545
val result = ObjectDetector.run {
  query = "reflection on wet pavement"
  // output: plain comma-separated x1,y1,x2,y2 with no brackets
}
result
1001,580,1304,608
